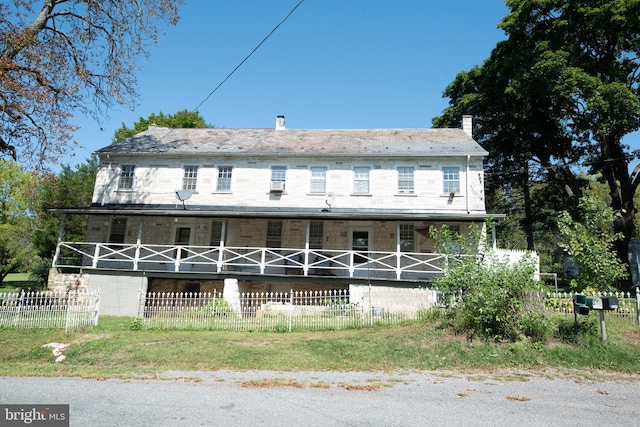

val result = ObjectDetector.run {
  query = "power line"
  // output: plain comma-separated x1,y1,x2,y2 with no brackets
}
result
192,0,306,113
156,0,306,141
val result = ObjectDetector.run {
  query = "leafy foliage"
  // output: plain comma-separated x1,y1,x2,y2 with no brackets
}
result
557,195,628,292
0,0,183,167
434,0,640,291
33,157,99,258
113,110,211,143
0,161,38,282
431,223,548,342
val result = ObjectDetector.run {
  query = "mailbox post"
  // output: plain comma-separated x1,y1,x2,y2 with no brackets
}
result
573,294,619,343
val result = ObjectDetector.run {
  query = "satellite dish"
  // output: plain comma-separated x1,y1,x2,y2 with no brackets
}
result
175,190,192,209
325,192,335,209
176,190,192,201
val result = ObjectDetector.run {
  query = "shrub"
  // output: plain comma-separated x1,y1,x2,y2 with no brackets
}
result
431,223,547,342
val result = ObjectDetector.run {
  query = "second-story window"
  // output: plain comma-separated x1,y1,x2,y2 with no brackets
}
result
442,167,460,194
271,166,286,182
353,167,370,194
266,220,283,248
397,167,414,193
217,166,232,191
310,167,327,193
118,165,135,190
182,166,198,191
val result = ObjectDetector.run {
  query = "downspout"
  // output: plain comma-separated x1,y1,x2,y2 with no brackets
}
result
466,155,470,214
100,155,112,206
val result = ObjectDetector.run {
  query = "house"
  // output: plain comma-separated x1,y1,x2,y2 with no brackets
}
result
49,115,503,316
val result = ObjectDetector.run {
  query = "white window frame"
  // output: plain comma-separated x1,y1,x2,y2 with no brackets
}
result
397,166,415,194
182,165,198,192
353,166,370,194
118,165,135,191
310,166,327,194
442,166,460,195
216,166,232,192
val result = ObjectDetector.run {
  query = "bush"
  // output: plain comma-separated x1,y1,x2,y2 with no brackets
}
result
432,223,548,342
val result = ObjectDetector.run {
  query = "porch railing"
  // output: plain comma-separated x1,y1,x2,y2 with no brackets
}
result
53,242,452,281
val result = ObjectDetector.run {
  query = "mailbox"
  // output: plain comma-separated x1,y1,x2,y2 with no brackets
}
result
588,297,602,310
601,296,618,310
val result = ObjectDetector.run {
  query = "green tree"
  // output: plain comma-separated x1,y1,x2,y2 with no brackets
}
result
0,161,38,282
0,0,182,167
435,0,640,291
33,157,99,258
557,195,628,293
113,110,211,143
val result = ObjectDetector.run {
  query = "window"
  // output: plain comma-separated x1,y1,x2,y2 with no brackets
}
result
353,167,370,194
399,224,415,252
210,221,223,246
397,167,414,193
182,166,198,191
108,218,127,243
271,166,286,182
309,221,324,249
118,165,135,190
217,166,232,191
310,167,327,193
443,167,460,194
266,221,283,248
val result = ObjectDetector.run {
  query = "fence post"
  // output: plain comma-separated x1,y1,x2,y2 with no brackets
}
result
65,291,72,333
636,287,640,326
14,291,24,328
289,290,293,332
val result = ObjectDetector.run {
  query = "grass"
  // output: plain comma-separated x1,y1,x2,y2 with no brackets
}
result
1,273,38,292
0,314,639,379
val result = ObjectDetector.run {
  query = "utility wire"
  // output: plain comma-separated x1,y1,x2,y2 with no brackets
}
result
157,0,306,141
193,0,306,112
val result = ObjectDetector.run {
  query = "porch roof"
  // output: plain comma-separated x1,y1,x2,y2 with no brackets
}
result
50,205,505,221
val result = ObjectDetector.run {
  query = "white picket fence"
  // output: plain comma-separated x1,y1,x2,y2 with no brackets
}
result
545,290,640,324
0,290,100,332
138,287,438,331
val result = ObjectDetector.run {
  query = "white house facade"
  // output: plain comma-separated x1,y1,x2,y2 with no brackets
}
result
49,115,502,315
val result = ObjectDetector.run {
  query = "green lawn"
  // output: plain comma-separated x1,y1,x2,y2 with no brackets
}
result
1,273,37,292
0,315,638,379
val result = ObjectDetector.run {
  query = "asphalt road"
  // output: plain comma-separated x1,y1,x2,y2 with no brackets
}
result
1,369,639,426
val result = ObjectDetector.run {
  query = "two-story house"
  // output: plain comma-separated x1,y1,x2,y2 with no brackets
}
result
50,115,502,315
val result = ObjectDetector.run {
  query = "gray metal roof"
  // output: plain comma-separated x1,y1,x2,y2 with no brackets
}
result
95,127,488,157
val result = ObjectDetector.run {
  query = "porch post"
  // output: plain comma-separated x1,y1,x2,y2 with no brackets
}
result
303,222,310,276
396,224,402,280
217,220,227,273
133,221,143,270
52,213,66,267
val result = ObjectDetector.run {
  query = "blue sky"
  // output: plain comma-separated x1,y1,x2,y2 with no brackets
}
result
67,0,512,167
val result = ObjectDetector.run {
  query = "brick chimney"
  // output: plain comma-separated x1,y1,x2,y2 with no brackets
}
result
276,115,285,130
462,115,472,137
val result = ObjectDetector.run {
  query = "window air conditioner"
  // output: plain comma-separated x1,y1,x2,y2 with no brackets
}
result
270,181,285,192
